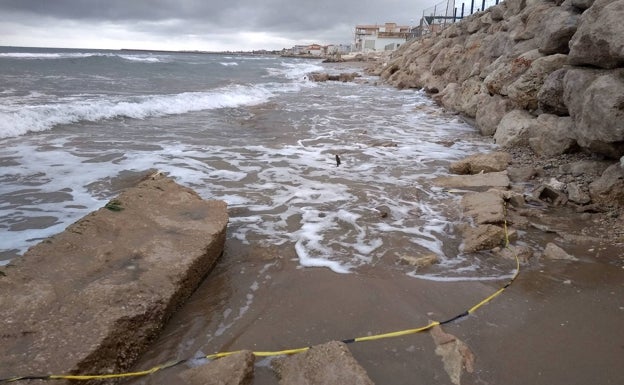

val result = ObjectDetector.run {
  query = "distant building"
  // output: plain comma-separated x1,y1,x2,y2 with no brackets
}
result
354,22,411,52
306,44,323,56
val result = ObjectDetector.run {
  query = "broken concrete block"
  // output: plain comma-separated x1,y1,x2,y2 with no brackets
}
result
0,173,228,379
461,192,505,224
462,224,506,252
533,184,568,206
272,341,374,385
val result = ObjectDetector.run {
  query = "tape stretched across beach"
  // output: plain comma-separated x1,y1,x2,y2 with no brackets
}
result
0,205,521,383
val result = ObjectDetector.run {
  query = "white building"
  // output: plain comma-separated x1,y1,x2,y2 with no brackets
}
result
354,22,411,52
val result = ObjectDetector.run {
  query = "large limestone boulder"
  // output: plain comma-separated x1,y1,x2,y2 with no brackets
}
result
273,341,374,385
0,173,229,379
537,68,569,116
494,109,535,147
511,2,555,42
528,114,578,157
484,50,543,96
563,68,624,158
536,6,581,54
456,77,488,117
568,0,624,69
476,94,513,136
506,54,568,110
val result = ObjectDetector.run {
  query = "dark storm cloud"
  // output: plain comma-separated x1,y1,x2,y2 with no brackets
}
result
2,0,423,29
0,0,428,49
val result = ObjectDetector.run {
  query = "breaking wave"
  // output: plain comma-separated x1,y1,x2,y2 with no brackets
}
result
0,85,276,138
0,52,165,63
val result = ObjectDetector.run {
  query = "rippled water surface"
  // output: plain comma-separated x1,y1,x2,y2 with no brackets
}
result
0,47,502,280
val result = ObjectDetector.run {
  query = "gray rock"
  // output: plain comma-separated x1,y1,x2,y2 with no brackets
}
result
449,151,512,175
528,114,577,157
559,160,611,176
507,54,568,110
179,351,255,385
462,224,506,252
433,171,511,190
589,163,624,206
511,3,555,42
0,173,229,378
543,243,579,261
564,68,624,158
273,341,374,385
537,68,569,116
568,0,596,10
484,50,543,96
494,109,535,147
536,6,581,54
568,0,624,69
491,4,506,21
476,94,513,136
505,0,529,18
567,182,591,205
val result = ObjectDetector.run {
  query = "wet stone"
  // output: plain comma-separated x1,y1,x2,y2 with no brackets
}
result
272,341,374,385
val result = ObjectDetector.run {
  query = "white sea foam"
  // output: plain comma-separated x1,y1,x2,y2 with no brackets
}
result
219,62,239,66
0,85,275,138
0,60,498,279
266,61,324,81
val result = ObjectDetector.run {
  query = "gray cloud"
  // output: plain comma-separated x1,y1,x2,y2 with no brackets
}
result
0,0,429,50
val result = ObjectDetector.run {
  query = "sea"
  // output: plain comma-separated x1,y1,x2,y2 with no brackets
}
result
0,46,511,279
1,46,527,383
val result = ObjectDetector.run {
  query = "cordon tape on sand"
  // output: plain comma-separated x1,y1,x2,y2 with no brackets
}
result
0,203,520,383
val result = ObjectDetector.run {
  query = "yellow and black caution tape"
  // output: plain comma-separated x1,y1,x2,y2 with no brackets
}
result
0,204,520,383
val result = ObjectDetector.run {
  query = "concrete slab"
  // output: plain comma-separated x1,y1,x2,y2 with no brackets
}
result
0,173,228,381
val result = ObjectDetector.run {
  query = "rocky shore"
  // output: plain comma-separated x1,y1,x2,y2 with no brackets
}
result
2,2,623,384
366,0,624,254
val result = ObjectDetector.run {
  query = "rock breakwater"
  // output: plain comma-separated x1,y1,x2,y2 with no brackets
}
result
377,0,624,168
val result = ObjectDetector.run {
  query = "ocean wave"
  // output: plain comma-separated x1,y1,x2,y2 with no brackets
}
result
0,85,275,138
0,52,165,63
266,61,325,81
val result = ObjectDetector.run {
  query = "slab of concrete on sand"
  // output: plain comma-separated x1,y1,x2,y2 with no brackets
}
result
0,173,228,381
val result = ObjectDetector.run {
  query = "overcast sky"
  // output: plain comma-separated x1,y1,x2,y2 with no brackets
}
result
0,0,432,51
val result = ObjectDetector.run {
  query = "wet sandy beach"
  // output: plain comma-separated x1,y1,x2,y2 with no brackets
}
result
126,220,624,385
